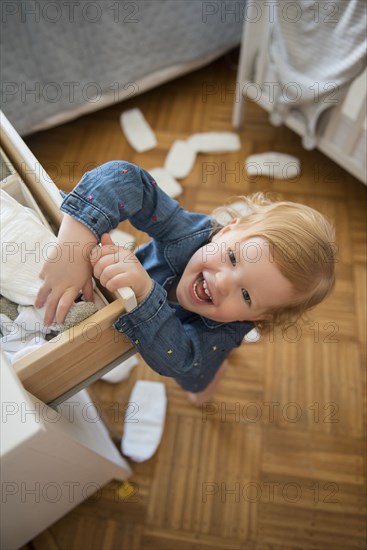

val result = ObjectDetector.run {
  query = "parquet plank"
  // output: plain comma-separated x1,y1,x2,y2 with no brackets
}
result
23,52,366,550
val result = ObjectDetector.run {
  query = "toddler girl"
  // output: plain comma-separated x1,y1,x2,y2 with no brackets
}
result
36,161,336,403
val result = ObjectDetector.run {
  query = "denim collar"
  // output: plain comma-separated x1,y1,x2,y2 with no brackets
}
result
164,224,213,275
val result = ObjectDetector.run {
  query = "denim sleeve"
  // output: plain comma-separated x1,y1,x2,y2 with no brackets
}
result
114,281,247,388
60,160,208,242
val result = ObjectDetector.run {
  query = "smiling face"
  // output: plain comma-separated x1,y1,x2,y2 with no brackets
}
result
175,220,295,323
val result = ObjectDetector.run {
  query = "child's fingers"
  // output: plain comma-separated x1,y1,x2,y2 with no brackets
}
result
35,282,52,309
81,278,95,303
90,240,123,267
97,262,129,289
89,243,114,267
93,248,136,279
43,288,76,325
54,287,80,325
99,272,130,293
100,233,115,247
37,285,81,325
92,254,115,280
40,289,61,326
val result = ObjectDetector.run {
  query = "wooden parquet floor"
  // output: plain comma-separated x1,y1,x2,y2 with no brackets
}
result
23,52,366,550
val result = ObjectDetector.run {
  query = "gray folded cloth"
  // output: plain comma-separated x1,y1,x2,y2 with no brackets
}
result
62,302,99,331
0,295,18,321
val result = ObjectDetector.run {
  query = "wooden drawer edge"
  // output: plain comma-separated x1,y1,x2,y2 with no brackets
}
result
1,111,136,404
13,301,133,403
0,111,63,228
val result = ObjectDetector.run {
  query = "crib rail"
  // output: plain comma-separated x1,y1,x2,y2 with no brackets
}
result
232,1,366,185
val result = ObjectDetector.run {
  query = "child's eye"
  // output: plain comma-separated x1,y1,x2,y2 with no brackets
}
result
228,248,237,266
242,289,251,304
228,249,251,304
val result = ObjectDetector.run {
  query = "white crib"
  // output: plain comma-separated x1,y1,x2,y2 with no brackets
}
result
232,1,366,185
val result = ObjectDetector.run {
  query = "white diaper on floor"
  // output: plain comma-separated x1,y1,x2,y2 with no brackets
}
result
121,380,167,462
243,328,261,343
187,132,241,153
120,108,157,153
147,168,183,198
213,200,253,225
164,140,196,179
245,152,300,179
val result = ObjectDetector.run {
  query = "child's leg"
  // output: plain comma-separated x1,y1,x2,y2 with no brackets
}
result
188,360,229,406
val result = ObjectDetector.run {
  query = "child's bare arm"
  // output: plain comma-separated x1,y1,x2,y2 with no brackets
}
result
35,214,96,325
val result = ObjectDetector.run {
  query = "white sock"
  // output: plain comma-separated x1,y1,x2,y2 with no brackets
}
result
121,380,167,462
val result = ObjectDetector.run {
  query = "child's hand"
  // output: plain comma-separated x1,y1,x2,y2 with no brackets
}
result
91,234,153,305
35,243,95,325
35,214,96,325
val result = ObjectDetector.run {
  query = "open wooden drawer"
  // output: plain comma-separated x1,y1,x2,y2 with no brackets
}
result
0,111,135,406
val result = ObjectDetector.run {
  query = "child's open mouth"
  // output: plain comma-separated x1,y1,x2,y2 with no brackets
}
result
193,273,212,303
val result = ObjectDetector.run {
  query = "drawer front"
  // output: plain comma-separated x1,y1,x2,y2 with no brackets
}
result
0,111,133,405
13,301,132,405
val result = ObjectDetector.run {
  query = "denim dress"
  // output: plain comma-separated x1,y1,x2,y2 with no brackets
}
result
60,161,253,392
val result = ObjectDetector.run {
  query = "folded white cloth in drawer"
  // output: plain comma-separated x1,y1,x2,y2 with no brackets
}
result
0,189,57,305
121,380,167,462
0,310,49,364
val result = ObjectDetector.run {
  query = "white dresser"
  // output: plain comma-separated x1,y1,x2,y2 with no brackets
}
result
0,111,132,549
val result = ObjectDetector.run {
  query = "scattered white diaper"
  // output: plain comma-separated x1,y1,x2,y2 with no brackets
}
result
109,228,136,248
0,189,57,305
187,132,241,153
120,108,157,153
101,355,138,383
164,140,196,179
213,200,253,226
243,328,261,343
147,168,183,198
121,380,167,462
245,152,301,179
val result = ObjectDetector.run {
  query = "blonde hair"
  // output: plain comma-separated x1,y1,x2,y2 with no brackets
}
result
212,193,336,330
